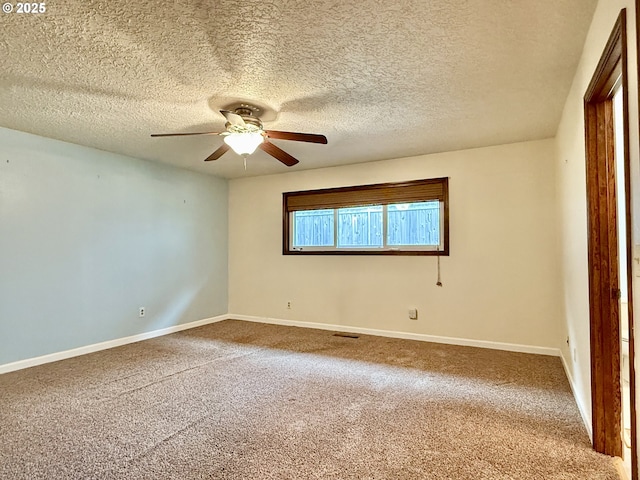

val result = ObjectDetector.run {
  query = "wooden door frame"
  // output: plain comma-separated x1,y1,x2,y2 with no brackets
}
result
584,9,636,471
634,3,640,479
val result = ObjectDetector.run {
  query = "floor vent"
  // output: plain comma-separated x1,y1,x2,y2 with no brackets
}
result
333,333,359,339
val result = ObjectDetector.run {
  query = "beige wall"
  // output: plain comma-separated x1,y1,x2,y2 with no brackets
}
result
229,139,560,349
555,0,639,434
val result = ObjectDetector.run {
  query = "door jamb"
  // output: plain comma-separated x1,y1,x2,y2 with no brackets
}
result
584,10,636,476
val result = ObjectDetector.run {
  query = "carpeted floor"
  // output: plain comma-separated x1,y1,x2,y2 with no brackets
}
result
0,320,620,479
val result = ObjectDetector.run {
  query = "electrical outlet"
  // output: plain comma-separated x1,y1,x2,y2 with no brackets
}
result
573,348,577,362
287,301,291,309
139,307,145,318
408,308,418,320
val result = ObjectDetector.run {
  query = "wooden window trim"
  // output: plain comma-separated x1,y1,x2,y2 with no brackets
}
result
282,178,449,256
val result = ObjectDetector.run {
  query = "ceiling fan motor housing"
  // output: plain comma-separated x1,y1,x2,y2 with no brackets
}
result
231,104,264,130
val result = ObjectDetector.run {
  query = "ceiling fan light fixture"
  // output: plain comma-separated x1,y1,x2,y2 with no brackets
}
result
223,131,264,156
152,103,327,166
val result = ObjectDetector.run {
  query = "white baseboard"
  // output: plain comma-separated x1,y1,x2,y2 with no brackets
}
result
232,315,598,435
613,457,630,480
229,314,561,357
0,314,231,375
560,351,592,441
3,312,592,444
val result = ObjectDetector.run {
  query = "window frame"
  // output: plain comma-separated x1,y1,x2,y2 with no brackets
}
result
282,178,449,256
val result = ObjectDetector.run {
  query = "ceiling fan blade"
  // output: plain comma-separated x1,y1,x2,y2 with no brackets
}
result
264,130,328,144
204,144,230,162
151,131,222,137
220,110,246,126
260,141,299,167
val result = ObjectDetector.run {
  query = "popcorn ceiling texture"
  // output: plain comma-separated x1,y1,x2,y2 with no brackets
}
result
0,0,597,178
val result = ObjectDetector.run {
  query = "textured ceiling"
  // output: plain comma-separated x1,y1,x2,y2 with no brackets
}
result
0,0,597,178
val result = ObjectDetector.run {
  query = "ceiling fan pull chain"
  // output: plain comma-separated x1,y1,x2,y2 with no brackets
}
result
243,156,247,170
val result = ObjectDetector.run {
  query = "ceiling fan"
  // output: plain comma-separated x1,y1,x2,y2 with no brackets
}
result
151,104,327,167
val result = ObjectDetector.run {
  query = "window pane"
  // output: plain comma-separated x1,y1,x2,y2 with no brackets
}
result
337,206,383,248
284,178,448,255
387,201,440,246
292,209,334,247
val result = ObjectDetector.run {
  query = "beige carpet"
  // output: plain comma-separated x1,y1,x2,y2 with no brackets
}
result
0,320,619,479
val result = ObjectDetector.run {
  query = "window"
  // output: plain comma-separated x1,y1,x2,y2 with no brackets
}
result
283,178,448,255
